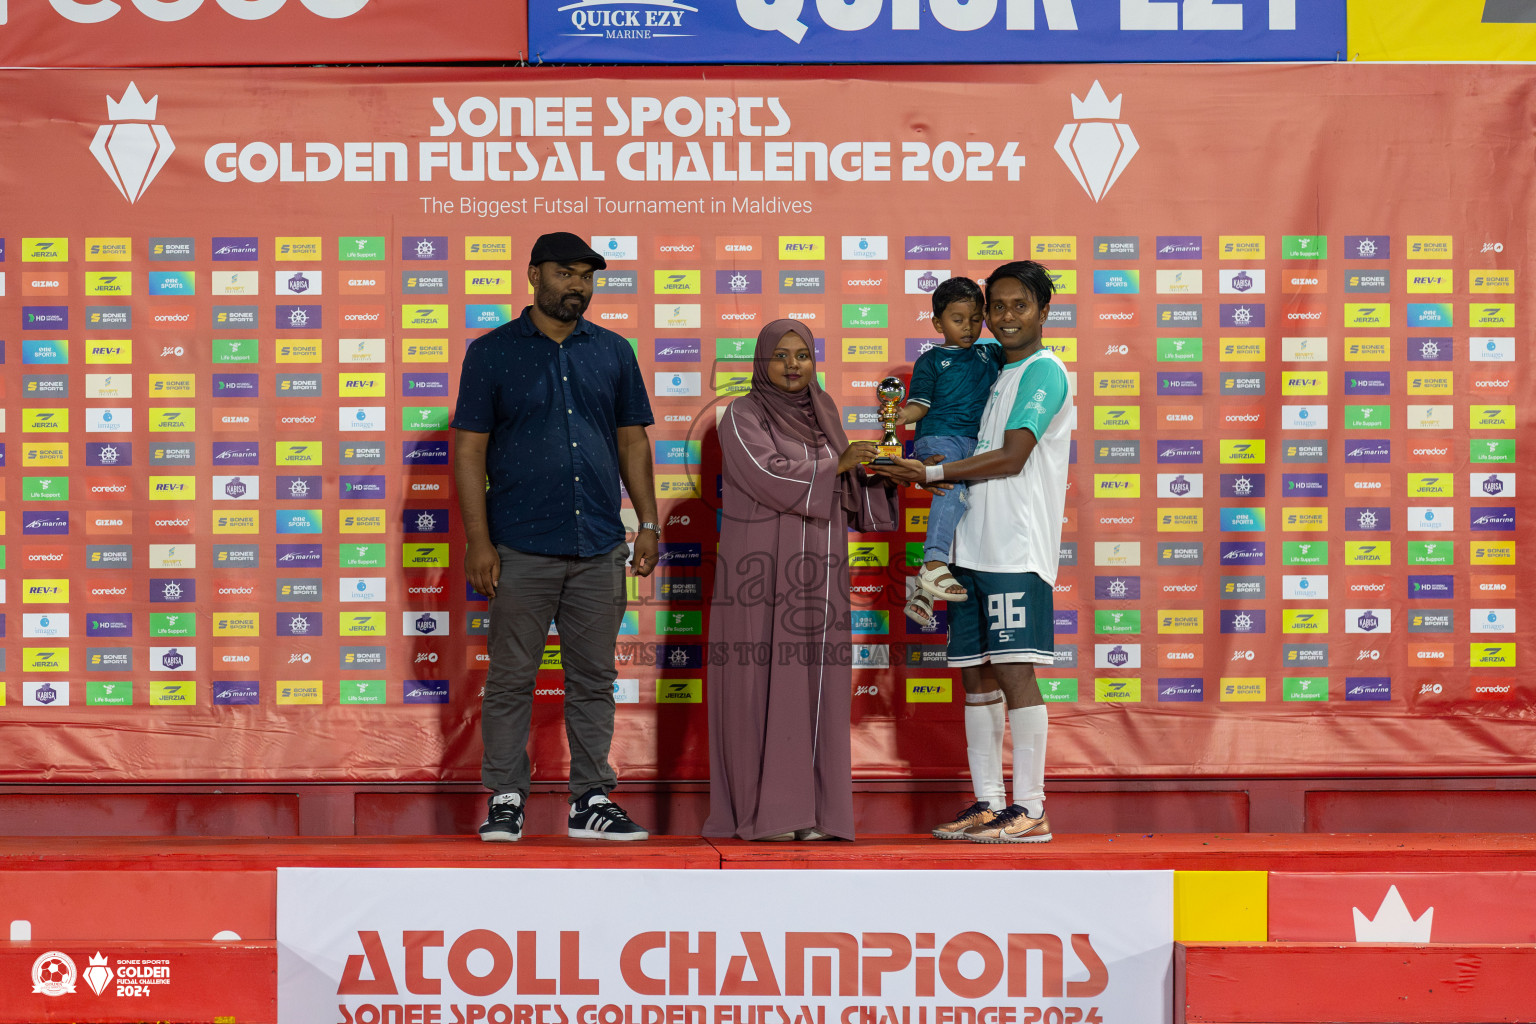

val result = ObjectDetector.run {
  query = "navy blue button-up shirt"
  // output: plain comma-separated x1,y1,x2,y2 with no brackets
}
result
452,308,653,557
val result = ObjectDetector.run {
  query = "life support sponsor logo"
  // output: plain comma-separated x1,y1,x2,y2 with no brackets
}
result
1157,337,1202,363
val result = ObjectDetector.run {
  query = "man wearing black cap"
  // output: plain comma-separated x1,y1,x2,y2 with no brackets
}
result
453,231,659,841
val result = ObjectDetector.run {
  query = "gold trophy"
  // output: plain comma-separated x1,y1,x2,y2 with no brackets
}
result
868,376,906,465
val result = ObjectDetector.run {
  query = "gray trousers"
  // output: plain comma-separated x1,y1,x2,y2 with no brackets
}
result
482,542,629,801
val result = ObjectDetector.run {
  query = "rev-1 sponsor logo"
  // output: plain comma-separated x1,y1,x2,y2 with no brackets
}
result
403,441,449,465
1408,575,1454,599
276,544,322,567
904,236,950,259
1469,508,1516,531
1220,542,1266,565
1344,441,1391,464
211,442,259,465
212,237,258,261
1156,440,1202,464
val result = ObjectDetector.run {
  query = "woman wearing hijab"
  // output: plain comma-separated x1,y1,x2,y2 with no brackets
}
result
703,319,900,841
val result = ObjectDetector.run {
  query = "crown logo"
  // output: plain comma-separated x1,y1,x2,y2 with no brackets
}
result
1055,80,1138,203
106,82,159,121
1070,81,1122,120
90,81,175,203
1352,885,1434,942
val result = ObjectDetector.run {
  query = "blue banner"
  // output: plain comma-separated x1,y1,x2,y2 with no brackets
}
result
529,0,1345,64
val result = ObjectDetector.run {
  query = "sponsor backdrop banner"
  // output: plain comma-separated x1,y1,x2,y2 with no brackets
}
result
277,868,1174,1024
1350,0,1536,60
529,0,1346,63
0,65,1529,783
0,0,527,67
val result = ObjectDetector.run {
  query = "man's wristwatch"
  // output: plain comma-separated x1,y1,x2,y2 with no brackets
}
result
637,522,660,535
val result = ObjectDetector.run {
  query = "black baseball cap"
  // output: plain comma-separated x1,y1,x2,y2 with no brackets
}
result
529,231,607,270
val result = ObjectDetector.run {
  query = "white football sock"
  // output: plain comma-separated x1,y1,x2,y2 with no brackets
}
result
1008,704,1048,817
963,693,1007,810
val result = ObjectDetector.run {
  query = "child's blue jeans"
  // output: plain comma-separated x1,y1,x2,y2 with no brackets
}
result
912,434,977,564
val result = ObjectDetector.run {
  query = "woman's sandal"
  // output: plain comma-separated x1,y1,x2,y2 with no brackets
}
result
904,590,937,629
918,563,969,601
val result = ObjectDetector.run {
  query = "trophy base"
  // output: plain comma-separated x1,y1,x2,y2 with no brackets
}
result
867,442,905,466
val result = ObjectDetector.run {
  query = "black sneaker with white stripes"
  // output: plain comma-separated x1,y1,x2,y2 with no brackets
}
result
568,790,650,841
478,792,524,842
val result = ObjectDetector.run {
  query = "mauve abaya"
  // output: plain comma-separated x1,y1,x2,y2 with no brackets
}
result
703,320,900,840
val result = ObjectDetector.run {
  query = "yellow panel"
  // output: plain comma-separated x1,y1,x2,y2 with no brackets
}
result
1174,870,1267,942
1351,2,1536,60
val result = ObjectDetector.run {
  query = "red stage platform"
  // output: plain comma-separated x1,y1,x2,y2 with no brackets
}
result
3,834,1535,1024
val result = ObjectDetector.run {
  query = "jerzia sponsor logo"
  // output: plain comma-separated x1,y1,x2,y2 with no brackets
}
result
91,83,174,203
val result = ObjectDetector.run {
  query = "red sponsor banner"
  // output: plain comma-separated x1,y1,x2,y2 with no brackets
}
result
0,64,1529,786
1270,873,1536,942
0,0,526,67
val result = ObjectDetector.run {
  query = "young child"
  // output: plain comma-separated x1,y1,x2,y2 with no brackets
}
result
898,276,1002,626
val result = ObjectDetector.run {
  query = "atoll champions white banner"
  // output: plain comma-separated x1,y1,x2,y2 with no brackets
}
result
277,868,1173,1024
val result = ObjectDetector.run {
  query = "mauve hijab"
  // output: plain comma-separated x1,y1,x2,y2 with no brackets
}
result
748,318,860,514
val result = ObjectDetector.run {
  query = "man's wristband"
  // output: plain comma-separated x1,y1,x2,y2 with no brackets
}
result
924,464,945,484
637,521,660,535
